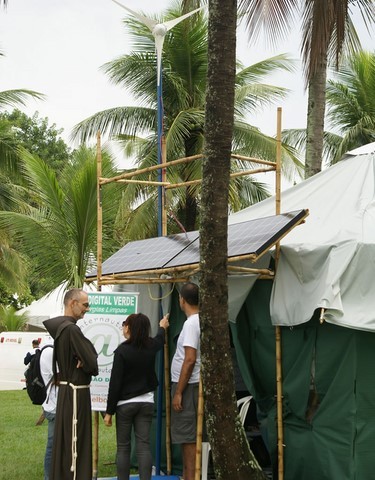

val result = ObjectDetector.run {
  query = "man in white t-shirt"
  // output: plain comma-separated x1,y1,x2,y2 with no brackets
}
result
170,282,200,480
40,343,58,480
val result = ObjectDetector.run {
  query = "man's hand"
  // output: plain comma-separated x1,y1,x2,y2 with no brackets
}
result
172,391,183,412
104,414,112,427
76,359,83,368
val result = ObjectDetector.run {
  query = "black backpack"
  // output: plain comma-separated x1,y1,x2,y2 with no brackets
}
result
25,345,53,405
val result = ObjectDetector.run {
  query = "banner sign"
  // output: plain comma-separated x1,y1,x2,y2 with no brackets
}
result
78,292,138,411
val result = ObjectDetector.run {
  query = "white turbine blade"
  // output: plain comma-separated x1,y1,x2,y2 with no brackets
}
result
163,7,203,31
154,34,165,86
110,0,156,31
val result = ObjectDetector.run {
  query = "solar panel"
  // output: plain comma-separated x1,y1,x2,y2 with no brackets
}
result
164,209,307,268
86,231,199,277
86,209,307,278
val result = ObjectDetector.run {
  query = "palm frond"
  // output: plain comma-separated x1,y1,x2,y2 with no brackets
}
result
238,0,299,46
0,89,45,109
71,107,156,144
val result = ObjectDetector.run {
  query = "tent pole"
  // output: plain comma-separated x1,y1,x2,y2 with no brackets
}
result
275,108,284,480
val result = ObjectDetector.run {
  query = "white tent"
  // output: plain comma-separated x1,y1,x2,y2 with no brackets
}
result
229,142,375,331
19,282,113,330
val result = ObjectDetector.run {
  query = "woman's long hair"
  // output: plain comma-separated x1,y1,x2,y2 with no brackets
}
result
124,313,151,348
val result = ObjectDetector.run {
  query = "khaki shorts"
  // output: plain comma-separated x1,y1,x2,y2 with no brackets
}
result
170,382,199,444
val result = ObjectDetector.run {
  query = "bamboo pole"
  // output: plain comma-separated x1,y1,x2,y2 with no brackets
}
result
195,377,204,480
92,412,99,480
96,131,103,288
97,277,190,285
99,153,203,185
275,324,284,480
99,152,275,186
92,131,103,480
275,108,282,215
227,265,274,275
164,330,172,474
114,179,171,186
275,108,284,480
164,167,275,190
230,154,277,166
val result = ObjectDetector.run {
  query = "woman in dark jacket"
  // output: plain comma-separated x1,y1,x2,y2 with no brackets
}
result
104,312,169,480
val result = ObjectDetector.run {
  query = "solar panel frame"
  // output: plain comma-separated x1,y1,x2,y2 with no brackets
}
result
86,209,308,279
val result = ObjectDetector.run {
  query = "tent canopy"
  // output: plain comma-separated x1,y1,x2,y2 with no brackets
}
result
18,282,112,330
230,144,375,332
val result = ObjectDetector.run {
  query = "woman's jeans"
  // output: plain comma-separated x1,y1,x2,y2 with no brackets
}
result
115,402,154,480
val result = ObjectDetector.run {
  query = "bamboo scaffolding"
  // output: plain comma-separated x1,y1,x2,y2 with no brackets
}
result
99,151,277,187
91,109,307,480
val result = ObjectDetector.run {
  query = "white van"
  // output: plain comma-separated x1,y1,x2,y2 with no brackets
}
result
0,331,53,391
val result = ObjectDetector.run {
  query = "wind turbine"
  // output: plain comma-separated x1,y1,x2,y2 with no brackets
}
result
111,0,202,236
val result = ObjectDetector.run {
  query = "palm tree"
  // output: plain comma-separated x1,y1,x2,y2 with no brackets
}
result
199,1,267,478
0,305,28,331
72,4,302,239
325,50,375,161
237,0,375,178
0,229,28,293
0,53,45,170
0,52,45,298
280,49,375,166
0,146,122,292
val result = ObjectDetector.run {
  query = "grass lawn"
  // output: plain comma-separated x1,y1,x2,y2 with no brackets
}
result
0,389,117,480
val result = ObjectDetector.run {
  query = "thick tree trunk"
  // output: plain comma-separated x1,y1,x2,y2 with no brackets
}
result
305,58,328,178
199,1,266,478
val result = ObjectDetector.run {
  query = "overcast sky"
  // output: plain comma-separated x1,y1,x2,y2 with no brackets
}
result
0,0,371,174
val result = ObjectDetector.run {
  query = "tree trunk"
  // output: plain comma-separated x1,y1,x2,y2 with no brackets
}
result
199,1,266,478
305,58,328,178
